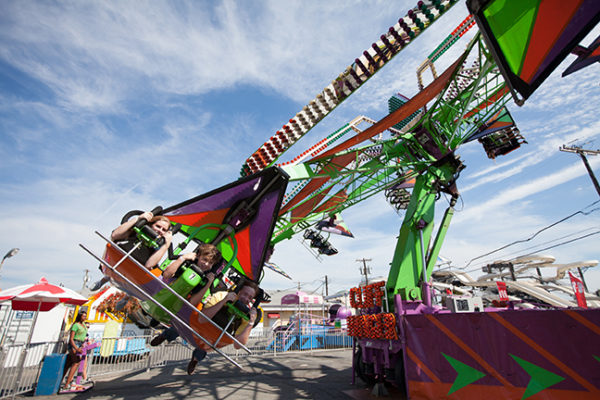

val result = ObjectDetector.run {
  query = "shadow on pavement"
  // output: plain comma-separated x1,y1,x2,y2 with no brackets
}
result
35,351,376,400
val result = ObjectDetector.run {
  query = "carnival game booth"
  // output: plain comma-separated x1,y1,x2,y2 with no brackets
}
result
281,291,327,332
69,287,148,358
282,291,323,314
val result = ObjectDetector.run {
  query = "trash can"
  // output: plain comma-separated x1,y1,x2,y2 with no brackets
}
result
34,353,66,396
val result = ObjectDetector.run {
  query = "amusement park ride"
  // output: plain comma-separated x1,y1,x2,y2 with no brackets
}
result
81,0,600,398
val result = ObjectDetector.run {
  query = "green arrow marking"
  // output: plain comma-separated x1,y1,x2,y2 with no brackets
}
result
594,355,600,364
510,354,565,400
442,353,486,395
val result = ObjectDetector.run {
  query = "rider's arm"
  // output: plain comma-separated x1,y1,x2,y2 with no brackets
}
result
234,307,257,349
189,272,215,307
111,211,153,241
201,292,237,319
161,249,185,279
144,231,172,269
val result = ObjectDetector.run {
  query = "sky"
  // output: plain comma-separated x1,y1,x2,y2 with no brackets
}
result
1,1,599,299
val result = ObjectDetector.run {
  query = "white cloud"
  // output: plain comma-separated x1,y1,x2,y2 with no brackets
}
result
0,1,414,112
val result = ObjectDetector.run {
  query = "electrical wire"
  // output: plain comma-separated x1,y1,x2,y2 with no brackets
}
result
464,226,600,273
511,230,600,260
465,230,600,275
462,200,600,269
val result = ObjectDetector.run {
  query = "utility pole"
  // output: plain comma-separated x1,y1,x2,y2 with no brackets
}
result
83,269,90,291
559,144,600,292
560,145,600,197
324,275,329,297
356,258,372,285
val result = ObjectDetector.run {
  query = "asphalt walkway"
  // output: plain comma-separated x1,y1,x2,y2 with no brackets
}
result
26,350,404,400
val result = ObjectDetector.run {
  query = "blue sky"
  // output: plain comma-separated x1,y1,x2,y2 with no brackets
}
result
1,1,599,298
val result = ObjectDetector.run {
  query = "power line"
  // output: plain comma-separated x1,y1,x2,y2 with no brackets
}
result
507,230,600,261
463,200,600,269
465,226,600,273
465,230,600,275
465,230,600,273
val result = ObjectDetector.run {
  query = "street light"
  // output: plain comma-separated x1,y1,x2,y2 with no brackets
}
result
0,248,20,275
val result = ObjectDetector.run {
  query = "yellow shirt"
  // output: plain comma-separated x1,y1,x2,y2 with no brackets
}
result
204,291,249,335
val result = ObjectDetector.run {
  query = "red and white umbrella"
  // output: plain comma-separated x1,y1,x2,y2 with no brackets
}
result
0,277,87,311
0,277,88,395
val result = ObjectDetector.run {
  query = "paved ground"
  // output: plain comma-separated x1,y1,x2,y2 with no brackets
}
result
26,350,403,400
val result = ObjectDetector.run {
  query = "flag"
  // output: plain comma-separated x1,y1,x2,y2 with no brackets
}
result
568,272,587,309
264,261,292,280
496,281,508,301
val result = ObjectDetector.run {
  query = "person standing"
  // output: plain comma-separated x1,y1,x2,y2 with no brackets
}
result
62,311,88,390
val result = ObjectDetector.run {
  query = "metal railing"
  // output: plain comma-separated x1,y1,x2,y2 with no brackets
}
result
0,327,351,398
0,341,64,399
203,326,352,359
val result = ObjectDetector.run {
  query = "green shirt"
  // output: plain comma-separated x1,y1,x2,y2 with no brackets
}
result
71,322,88,342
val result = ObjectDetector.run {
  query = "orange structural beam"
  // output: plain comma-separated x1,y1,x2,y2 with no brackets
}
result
290,185,334,222
425,314,515,388
312,189,348,215
489,312,599,394
310,54,465,162
279,152,356,215
408,381,599,400
462,84,508,120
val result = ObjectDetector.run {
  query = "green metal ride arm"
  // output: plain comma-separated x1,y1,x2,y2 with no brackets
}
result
385,154,462,304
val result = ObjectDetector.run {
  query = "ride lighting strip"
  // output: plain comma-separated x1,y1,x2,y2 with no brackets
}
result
279,115,387,208
427,14,476,62
241,0,459,177
277,122,353,169
416,14,476,92
279,121,357,206
80,239,251,367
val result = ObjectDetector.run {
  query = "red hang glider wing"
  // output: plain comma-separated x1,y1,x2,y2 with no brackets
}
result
468,0,600,102
163,167,288,282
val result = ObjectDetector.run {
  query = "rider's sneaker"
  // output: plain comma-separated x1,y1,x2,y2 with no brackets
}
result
89,277,109,291
187,358,198,375
150,333,166,347
60,383,76,392
187,348,206,374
